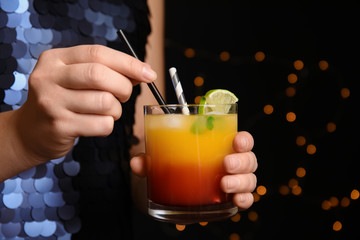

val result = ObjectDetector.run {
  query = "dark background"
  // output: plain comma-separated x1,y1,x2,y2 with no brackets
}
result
134,2,359,240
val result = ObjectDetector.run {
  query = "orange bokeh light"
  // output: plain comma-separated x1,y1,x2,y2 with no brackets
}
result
219,51,230,62
296,167,306,178
184,48,195,58
318,60,329,71
264,104,274,115
350,189,360,200
194,96,202,104
287,73,298,84
176,224,186,231
256,185,267,196
279,185,290,195
306,144,317,155
194,76,204,87
285,86,296,97
296,136,306,146
326,122,336,133
255,51,265,62
340,88,350,99
248,211,258,222
333,221,342,231
286,112,296,122
293,60,304,70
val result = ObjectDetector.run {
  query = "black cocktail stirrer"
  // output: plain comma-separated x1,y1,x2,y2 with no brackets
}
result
117,30,171,114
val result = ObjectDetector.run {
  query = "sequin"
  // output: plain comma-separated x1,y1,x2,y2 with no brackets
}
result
0,208,15,223
0,44,12,59
18,168,36,179
5,13,22,28
19,11,31,28
43,192,65,207
20,207,32,221
29,43,52,59
68,3,84,20
11,40,28,59
31,207,46,221
24,27,42,44
16,58,35,74
14,0,28,14
62,161,80,177
41,220,57,237
40,29,53,44
0,28,16,43
4,89,21,105
57,205,75,221
4,57,18,74
0,222,21,238
28,192,45,208
38,14,55,29
0,73,14,89
1,179,16,194
45,207,59,221
21,178,36,193
34,177,54,193
2,193,23,209
10,71,27,90
0,0,20,13
32,0,48,15
24,221,43,237
0,11,8,27
63,217,81,234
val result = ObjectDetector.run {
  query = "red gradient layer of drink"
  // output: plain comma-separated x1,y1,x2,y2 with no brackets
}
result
145,113,237,206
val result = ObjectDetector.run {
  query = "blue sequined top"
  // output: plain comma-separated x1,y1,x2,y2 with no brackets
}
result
0,0,150,239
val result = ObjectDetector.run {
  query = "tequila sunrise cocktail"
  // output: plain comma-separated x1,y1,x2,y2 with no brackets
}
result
145,104,238,224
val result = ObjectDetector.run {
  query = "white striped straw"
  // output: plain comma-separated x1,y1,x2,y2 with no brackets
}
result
169,67,190,115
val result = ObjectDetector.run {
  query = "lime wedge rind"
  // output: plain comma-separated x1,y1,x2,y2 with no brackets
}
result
199,89,238,114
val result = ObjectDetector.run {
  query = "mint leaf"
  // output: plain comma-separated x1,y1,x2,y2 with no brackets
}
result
191,116,215,134
206,116,214,130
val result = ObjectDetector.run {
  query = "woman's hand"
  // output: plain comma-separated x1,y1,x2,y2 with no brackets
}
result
130,131,258,211
220,131,257,210
13,45,157,167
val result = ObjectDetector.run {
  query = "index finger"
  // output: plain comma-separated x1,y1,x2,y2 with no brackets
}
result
53,45,157,83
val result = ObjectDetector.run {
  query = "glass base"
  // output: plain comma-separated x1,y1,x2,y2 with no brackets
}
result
148,200,238,224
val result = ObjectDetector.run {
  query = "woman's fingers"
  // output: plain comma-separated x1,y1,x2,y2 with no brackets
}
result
223,151,257,174
59,112,115,138
233,131,254,153
35,45,158,104
60,63,134,102
220,173,257,194
63,89,122,120
49,45,157,83
233,192,255,210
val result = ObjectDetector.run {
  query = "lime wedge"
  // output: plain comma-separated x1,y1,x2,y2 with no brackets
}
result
199,89,238,114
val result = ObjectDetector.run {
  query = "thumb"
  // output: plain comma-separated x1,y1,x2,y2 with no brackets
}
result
130,153,147,177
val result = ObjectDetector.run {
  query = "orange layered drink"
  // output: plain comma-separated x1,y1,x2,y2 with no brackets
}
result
145,104,238,224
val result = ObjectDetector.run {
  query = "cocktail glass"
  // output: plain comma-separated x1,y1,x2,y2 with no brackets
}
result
144,104,238,224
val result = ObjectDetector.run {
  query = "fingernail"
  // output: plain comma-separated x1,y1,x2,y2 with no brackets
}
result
142,65,157,82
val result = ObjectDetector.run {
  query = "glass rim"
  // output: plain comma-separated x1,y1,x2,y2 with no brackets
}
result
144,103,238,108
